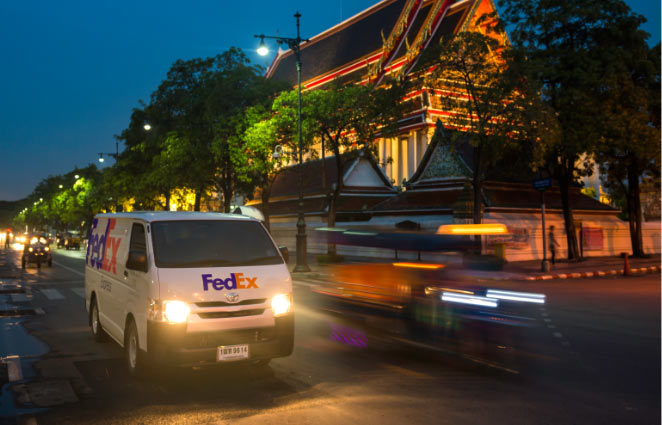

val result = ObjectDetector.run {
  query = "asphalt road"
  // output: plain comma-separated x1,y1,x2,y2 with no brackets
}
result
0,246,659,425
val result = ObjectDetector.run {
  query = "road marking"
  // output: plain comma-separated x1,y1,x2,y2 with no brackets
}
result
10,293,30,302
380,363,429,378
71,288,85,298
543,318,552,322
52,260,85,278
547,324,556,329
293,280,317,288
2,355,23,381
41,289,65,301
552,332,563,338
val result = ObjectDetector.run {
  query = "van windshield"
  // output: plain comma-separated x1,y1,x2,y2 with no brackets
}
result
151,220,283,268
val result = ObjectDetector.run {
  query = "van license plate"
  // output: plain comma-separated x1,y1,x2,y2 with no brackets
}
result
217,344,249,361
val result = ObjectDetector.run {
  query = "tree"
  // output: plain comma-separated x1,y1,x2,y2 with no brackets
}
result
423,30,520,224
497,0,649,259
273,80,406,255
596,38,660,256
237,106,291,230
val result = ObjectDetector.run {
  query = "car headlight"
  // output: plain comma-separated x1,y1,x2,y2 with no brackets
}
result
271,293,293,317
44,247,49,251
28,247,33,252
163,300,190,323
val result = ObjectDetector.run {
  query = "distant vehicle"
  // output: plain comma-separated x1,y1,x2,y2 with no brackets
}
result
22,240,52,269
64,232,81,250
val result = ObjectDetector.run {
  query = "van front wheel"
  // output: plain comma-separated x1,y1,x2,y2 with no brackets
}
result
90,298,107,342
125,320,148,378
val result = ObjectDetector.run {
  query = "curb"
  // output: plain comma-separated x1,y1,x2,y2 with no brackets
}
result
525,265,661,281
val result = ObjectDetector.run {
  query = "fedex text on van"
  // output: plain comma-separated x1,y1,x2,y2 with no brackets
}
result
87,218,122,275
202,273,258,291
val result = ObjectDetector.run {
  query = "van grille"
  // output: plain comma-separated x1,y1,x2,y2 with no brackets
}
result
197,309,264,319
184,327,275,349
195,299,266,308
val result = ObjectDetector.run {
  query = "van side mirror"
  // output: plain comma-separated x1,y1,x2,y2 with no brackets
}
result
279,246,289,263
127,250,148,272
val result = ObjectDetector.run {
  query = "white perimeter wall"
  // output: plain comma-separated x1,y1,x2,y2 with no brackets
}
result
268,213,661,262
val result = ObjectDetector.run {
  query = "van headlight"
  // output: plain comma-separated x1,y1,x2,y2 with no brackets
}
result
271,293,293,317
163,300,190,323
148,300,190,323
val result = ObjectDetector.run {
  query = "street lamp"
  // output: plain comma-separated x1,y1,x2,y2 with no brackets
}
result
98,142,120,163
255,12,310,272
144,123,152,131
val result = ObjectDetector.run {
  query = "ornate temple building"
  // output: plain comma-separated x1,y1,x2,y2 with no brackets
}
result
249,0,660,260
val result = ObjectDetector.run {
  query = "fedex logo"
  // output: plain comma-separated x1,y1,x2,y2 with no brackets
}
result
86,218,122,275
202,273,258,291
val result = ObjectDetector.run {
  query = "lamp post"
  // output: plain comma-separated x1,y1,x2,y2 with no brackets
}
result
255,12,310,272
98,142,119,164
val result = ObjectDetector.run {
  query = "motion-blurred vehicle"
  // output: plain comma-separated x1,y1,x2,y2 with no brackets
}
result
312,262,544,344
22,239,52,269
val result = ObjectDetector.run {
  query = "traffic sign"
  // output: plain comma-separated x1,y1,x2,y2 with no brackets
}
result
532,177,552,191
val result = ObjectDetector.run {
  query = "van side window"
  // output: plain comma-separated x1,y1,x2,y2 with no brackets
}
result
126,223,148,272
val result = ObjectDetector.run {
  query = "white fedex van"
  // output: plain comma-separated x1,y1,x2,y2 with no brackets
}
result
84,212,294,375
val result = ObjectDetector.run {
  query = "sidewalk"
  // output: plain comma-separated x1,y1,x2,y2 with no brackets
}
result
290,253,661,282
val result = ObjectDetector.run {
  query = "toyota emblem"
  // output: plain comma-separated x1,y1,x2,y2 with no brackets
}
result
226,292,240,303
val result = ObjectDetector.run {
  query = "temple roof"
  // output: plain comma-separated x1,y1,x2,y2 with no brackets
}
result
267,0,477,88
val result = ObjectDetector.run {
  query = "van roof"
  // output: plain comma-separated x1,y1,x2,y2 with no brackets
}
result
94,211,256,223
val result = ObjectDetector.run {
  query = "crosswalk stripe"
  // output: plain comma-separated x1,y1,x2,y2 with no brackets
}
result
41,289,65,300
10,293,30,303
71,288,86,298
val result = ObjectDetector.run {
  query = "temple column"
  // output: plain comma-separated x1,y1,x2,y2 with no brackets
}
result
401,137,409,184
408,132,417,178
390,138,399,185
385,138,393,182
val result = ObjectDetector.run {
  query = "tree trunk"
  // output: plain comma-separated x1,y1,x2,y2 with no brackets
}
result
627,162,644,257
222,184,233,213
327,154,344,257
472,146,483,225
164,190,171,211
261,183,271,232
557,167,580,260
194,188,201,212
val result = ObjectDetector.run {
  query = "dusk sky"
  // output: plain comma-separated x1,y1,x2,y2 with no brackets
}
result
0,0,659,201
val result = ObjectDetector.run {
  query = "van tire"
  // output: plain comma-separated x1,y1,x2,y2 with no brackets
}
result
125,319,148,378
90,298,107,342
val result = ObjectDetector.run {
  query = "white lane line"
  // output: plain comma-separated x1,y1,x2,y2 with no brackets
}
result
293,280,317,288
10,293,30,303
547,324,556,329
52,260,85,278
71,288,86,298
552,332,563,338
41,289,65,301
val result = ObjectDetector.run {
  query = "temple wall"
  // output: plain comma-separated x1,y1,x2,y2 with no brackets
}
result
266,212,661,263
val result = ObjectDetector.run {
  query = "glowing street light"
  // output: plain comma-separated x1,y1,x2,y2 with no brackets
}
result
144,123,152,131
59,184,63,189
74,175,80,179
257,36,269,56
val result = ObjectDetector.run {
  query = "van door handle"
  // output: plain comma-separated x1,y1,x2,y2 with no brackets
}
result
124,270,129,277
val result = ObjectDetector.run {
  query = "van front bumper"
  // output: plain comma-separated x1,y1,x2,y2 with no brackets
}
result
146,315,294,367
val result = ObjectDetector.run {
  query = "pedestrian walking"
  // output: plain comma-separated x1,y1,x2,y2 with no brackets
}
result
548,225,560,265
